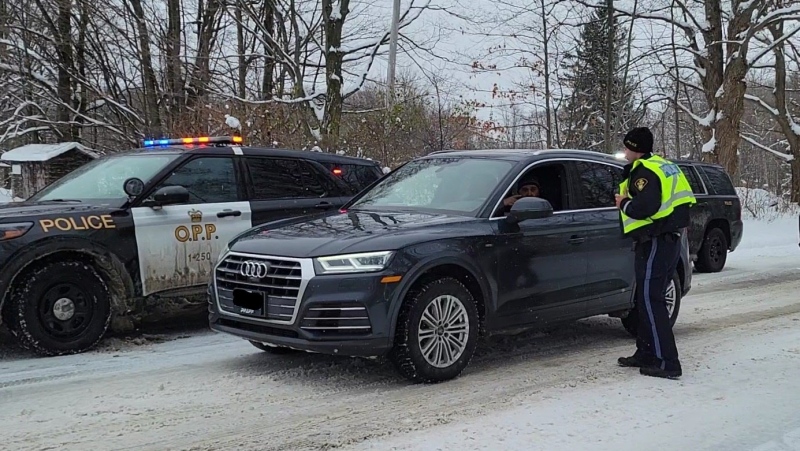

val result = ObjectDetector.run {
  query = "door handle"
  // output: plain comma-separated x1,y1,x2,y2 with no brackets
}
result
217,209,241,218
314,202,333,209
568,235,586,245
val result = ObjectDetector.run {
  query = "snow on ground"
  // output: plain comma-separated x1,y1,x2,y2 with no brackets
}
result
0,188,12,203
0,215,798,451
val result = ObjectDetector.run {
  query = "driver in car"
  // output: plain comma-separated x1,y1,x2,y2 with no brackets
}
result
502,177,541,212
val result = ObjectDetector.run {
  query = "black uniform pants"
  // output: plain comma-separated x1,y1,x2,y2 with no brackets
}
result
634,233,681,370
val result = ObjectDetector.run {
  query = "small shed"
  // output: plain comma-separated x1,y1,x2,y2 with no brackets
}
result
0,142,100,199
0,162,9,189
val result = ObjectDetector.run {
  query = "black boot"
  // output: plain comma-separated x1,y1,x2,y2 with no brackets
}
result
617,354,654,368
640,364,682,379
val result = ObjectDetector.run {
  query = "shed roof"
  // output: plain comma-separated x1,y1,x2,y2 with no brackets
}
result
0,142,99,163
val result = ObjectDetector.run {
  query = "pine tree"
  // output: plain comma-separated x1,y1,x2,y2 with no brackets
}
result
561,7,638,152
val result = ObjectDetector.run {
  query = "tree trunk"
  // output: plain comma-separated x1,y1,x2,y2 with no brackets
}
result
321,0,349,151
166,0,182,111
540,0,552,148
126,0,163,136
791,159,800,203
603,0,614,153
51,0,74,140
236,4,246,99
261,0,276,99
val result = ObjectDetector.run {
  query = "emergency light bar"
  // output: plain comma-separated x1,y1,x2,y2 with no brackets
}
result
141,136,243,147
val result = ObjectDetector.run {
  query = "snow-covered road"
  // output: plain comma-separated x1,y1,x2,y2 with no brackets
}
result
1,217,798,451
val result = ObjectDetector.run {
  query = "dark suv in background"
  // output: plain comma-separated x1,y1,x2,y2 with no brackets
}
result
673,160,743,273
209,149,693,383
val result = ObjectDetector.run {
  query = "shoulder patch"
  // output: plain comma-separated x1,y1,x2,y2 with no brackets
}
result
634,177,648,191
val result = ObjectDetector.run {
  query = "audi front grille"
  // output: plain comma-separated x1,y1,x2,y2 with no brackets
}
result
214,252,312,324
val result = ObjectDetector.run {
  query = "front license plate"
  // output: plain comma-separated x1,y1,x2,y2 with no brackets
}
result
232,288,266,318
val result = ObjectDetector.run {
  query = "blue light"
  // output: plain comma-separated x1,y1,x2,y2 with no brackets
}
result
158,139,170,145
143,140,155,146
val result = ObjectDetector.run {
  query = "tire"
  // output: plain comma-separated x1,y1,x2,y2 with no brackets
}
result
694,227,728,273
621,271,682,338
7,261,111,356
249,340,298,354
389,277,479,383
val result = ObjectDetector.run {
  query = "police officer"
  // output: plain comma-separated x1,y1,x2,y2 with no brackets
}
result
614,127,696,379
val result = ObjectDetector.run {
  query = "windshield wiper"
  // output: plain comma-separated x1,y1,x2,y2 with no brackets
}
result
40,199,83,203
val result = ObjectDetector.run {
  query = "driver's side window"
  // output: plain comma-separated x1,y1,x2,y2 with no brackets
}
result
155,157,239,204
493,162,568,217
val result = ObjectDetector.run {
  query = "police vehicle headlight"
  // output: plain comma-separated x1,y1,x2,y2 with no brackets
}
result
314,251,394,274
0,222,34,241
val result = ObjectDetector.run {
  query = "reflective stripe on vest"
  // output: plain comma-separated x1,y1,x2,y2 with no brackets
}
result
619,155,697,234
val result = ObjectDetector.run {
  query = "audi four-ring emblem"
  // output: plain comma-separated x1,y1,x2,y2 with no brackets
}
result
240,260,271,278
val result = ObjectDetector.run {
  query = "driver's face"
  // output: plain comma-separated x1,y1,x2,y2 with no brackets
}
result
519,184,539,197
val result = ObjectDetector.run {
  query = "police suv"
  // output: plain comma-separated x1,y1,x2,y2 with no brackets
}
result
0,136,384,356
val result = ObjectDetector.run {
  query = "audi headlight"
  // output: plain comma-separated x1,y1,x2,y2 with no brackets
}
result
314,251,394,274
0,222,34,241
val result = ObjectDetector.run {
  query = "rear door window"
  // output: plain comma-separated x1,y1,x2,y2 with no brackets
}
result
678,164,707,194
322,162,382,195
699,165,736,195
244,157,307,199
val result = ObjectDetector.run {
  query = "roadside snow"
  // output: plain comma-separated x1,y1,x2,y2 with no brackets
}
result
0,187,21,203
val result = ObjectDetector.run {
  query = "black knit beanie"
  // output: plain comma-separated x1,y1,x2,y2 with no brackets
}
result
623,127,654,154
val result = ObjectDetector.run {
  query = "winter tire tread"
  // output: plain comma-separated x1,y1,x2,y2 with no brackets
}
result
389,277,479,383
7,261,111,356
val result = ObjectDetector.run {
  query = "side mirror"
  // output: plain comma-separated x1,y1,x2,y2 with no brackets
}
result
507,197,554,224
143,185,190,207
123,177,145,197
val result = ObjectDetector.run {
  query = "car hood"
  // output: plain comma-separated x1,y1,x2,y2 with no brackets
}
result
0,201,114,220
229,209,481,258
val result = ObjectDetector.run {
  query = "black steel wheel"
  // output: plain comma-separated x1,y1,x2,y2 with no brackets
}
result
695,227,728,273
8,261,111,356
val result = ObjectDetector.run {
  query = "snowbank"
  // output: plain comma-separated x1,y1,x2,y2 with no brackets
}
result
737,187,798,221
0,187,19,204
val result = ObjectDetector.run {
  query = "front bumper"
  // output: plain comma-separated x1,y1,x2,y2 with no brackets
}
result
208,252,400,357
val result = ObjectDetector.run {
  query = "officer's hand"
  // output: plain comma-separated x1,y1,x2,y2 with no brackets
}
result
615,194,626,209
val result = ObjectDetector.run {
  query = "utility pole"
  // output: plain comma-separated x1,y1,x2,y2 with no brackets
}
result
387,0,400,106
604,0,614,154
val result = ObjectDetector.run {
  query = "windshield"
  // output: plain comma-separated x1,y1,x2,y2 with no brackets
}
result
349,157,514,215
28,153,180,202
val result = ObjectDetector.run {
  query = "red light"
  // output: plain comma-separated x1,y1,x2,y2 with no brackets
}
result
332,168,343,175
339,208,347,214
197,137,210,143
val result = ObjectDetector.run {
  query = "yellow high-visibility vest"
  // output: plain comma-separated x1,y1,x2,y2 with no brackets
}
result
619,155,696,235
